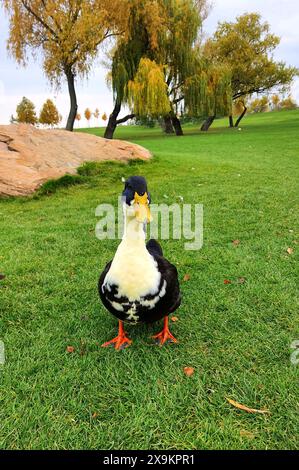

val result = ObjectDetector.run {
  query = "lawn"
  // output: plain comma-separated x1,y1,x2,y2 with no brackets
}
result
0,110,298,450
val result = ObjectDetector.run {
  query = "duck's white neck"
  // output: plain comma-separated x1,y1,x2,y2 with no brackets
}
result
122,215,146,244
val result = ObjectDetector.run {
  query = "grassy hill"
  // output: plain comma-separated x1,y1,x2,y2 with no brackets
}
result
0,110,298,449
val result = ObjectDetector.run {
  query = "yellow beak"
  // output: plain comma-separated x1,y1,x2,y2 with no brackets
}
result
134,192,152,223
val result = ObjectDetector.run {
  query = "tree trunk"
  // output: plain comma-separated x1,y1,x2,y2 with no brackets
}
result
229,115,234,127
104,102,121,139
163,115,175,134
235,106,247,127
201,115,215,131
65,70,77,132
171,115,183,136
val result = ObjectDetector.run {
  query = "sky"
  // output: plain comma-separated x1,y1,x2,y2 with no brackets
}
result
0,0,298,126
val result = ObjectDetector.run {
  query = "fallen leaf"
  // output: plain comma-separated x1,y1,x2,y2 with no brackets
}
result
226,398,270,414
183,274,190,281
232,239,240,246
183,367,195,377
223,279,231,284
240,429,255,439
293,240,298,245
0,274,5,280
92,412,98,419
287,247,293,254
66,346,75,353
171,316,179,322
237,277,246,284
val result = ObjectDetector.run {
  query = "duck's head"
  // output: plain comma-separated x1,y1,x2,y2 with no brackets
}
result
122,176,152,223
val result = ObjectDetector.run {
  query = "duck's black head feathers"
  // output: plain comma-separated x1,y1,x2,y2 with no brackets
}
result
122,176,151,205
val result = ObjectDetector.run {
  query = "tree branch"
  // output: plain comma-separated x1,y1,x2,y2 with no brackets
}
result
116,114,135,124
21,0,58,39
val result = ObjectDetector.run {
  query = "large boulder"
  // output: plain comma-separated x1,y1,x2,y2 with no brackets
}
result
0,124,151,197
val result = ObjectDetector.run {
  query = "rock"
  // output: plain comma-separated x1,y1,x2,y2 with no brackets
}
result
0,124,151,197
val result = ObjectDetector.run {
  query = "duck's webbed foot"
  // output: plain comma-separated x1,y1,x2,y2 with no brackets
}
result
152,316,178,346
101,320,132,350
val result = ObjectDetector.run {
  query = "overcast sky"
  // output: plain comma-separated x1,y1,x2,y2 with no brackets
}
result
0,0,298,126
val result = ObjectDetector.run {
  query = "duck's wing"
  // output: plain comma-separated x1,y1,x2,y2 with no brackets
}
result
146,238,163,257
98,260,113,309
147,239,181,315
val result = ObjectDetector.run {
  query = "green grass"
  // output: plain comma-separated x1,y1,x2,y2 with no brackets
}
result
0,110,298,450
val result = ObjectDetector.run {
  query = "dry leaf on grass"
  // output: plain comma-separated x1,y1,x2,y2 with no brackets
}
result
237,277,246,284
286,247,294,254
66,346,75,353
226,398,270,414
171,316,179,322
92,412,98,419
183,367,195,377
240,429,255,439
232,239,240,246
0,274,5,280
183,274,190,281
223,279,231,284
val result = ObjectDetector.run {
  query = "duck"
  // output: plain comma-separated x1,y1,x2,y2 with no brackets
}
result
98,176,181,350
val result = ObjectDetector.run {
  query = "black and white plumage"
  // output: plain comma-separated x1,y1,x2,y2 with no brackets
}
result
98,176,181,349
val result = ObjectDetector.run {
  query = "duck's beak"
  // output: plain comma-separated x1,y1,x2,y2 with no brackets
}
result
134,192,152,223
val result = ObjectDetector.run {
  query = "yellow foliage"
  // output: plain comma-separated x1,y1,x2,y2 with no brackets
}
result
39,99,60,126
84,108,92,121
16,96,38,124
4,0,131,85
127,59,170,117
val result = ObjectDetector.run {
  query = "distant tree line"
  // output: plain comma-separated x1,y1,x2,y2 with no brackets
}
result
13,97,108,128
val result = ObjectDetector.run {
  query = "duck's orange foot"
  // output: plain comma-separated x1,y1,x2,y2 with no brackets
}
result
152,316,178,346
101,335,132,350
101,321,132,350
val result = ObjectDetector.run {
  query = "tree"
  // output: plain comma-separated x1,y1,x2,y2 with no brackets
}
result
84,108,92,126
271,94,280,110
207,13,298,127
233,98,248,127
280,95,297,110
104,0,209,139
103,0,167,139
39,99,60,127
75,113,81,127
4,0,129,131
248,96,269,113
183,57,232,131
16,96,37,124
94,108,100,126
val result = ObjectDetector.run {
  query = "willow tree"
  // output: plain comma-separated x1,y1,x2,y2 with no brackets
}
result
4,0,129,131
158,0,208,135
103,0,167,139
104,0,208,138
207,13,298,127
184,60,232,130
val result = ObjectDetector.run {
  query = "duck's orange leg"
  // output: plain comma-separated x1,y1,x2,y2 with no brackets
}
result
152,316,178,346
101,320,132,350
